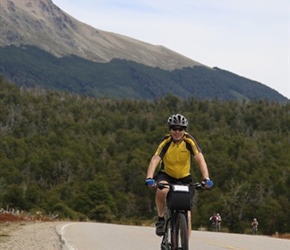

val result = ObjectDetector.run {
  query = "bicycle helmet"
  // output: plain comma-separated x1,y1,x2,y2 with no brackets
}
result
167,114,188,127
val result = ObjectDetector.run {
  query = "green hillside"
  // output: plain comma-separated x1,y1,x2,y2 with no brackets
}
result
0,45,288,102
0,77,289,235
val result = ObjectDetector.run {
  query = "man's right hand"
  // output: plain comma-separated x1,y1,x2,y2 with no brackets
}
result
145,178,155,187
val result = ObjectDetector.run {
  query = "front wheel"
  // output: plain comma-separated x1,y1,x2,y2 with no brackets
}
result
161,217,172,250
175,213,189,250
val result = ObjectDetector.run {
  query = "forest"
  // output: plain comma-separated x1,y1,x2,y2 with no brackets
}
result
0,45,288,102
0,77,289,235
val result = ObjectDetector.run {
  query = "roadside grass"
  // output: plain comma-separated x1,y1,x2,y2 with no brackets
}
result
271,233,290,240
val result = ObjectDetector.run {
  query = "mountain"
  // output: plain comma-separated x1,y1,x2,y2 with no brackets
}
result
0,0,202,70
0,0,288,102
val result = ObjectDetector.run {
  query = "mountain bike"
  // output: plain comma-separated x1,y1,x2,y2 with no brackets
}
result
252,225,258,235
157,182,205,250
211,221,218,232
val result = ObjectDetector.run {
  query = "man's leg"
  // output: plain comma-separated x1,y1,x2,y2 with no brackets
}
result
155,181,169,236
187,211,192,239
155,186,168,217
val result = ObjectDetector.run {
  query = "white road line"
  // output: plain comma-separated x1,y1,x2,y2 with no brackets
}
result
60,223,78,250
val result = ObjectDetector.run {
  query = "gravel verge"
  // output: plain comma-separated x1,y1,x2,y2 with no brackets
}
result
0,221,63,250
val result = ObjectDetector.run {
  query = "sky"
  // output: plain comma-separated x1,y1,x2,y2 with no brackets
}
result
52,0,289,99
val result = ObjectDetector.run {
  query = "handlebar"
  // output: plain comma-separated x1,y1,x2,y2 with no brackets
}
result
156,182,205,191
145,178,213,189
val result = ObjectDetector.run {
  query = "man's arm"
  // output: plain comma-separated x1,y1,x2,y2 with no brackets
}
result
146,155,161,178
194,152,209,179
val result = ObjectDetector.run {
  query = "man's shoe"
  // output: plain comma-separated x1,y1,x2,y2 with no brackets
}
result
155,219,165,236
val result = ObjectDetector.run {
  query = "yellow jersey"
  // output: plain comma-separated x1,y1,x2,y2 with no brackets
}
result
154,132,202,179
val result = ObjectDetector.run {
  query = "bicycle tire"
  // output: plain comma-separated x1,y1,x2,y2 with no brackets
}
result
161,217,172,250
175,213,188,250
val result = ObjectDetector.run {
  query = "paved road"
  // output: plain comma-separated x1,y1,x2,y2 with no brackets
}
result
57,222,290,250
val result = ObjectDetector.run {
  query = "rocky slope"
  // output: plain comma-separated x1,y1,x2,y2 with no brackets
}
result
0,0,203,70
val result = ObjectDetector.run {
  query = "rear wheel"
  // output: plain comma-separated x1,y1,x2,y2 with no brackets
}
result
175,213,188,250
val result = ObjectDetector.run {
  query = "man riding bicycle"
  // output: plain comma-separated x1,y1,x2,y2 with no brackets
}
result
251,218,259,234
145,114,213,237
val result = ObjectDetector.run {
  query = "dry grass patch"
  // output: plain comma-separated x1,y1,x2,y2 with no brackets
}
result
0,213,33,242
0,223,21,243
271,233,290,240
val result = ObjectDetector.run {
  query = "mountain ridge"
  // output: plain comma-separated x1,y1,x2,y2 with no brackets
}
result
0,0,204,70
0,0,288,102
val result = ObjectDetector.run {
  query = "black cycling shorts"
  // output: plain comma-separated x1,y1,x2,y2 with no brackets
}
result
154,171,193,184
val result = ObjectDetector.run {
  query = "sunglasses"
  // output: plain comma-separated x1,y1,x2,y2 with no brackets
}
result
171,127,185,131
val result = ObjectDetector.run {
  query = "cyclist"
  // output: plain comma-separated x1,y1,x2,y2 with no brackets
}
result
145,113,213,237
209,213,218,231
217,213,222,232
251,218,258,234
